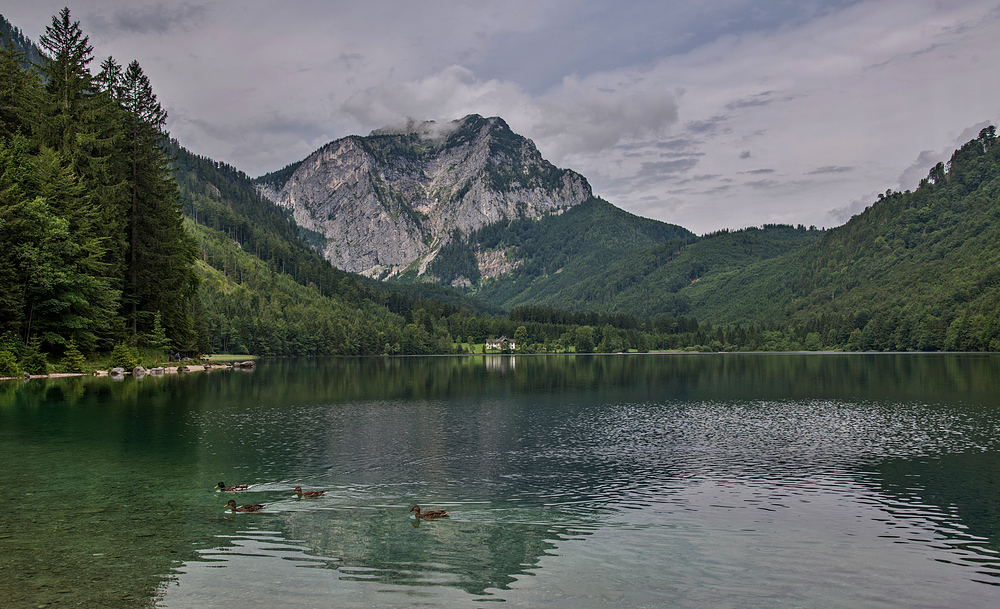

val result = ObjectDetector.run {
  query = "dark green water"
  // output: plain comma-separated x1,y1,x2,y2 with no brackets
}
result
2,354,1000,608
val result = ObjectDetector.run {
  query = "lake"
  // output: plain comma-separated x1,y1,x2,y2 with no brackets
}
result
2,353,1000,608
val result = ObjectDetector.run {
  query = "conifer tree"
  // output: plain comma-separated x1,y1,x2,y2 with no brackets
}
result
60,339,85,372
37,8,129,326
19,335,49,375
145,311,173,356
103,58,199,343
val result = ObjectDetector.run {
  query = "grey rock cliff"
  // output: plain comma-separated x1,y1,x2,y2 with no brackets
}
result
265,115,592,277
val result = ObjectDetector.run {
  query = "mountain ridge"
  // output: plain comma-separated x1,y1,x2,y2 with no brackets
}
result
259,114,592,278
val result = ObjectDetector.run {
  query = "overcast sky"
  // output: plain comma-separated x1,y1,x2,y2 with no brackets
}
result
5,1,999,234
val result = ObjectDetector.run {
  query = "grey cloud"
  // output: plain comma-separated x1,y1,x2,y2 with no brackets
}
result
170,109,332,176
338,53,365,71
676,174,722,184
807,165,855,175
725,90,776,110
864,42,947,72
87,3,210,36
472,0,864,94
740,150,751,159
637,158,700,176
660,151,705,159
685,115,728,134
739,168,775,175
630,157,701,188
863,7,1000,73
703,184,733,195
656,138,700,151
533,76,680,159
725,90,805,111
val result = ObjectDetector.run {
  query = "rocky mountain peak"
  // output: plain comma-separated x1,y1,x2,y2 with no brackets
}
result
261,114,592,278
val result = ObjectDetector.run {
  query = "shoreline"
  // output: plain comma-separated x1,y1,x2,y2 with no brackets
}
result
1,361,254,383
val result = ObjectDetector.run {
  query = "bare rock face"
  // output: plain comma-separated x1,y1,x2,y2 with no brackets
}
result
264,115,591,278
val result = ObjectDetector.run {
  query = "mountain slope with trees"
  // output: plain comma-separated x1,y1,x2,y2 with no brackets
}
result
173,140,507,355
468,126,1000,353
683,126,1000,350
1,8,196,357
446,197,694,309
506,223,822,318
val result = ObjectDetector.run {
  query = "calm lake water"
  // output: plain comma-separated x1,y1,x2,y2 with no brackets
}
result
2,354,1000,608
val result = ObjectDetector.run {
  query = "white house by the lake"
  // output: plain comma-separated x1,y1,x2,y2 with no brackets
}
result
485,336,516,351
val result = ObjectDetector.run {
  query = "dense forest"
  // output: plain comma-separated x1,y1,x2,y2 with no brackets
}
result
3,9,999,373
1,9,197,364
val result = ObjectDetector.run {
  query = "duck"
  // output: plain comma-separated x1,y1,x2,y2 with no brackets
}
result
227,499,265,513
410,505,448,519
215,482,250,492
294,486,326,498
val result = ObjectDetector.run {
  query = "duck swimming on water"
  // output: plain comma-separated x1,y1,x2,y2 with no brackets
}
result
410,505,448,519
215,482,250,492
227,499,264,513
294,486,325,498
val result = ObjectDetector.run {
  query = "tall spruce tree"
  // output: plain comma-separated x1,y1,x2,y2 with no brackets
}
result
100,57,199,344
37,8,129,340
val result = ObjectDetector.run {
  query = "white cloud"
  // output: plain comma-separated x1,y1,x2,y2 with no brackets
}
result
342,65,680,170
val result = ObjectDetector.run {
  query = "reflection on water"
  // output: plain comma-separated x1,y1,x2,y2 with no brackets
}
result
483,354,516,374
2,354,1000,608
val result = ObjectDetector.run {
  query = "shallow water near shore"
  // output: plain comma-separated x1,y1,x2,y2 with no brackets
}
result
2,353,1000,608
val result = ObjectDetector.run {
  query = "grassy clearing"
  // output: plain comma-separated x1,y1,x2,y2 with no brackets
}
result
203,354,258,363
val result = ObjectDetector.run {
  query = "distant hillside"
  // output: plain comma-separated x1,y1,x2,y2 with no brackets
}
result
0,14,45,68
439,197,694,309
449,125,1000,353
510,223,822,318
681,127,1000,350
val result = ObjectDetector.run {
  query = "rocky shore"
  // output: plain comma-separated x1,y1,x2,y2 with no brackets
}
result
1,360,256,382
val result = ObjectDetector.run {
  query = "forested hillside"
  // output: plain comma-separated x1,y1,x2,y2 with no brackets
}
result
0,9,497,366
495,223,822,317
684,126,1000,351
478,127,1000,353
0,14,44,67
426,197,693,307
1,9,197,358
